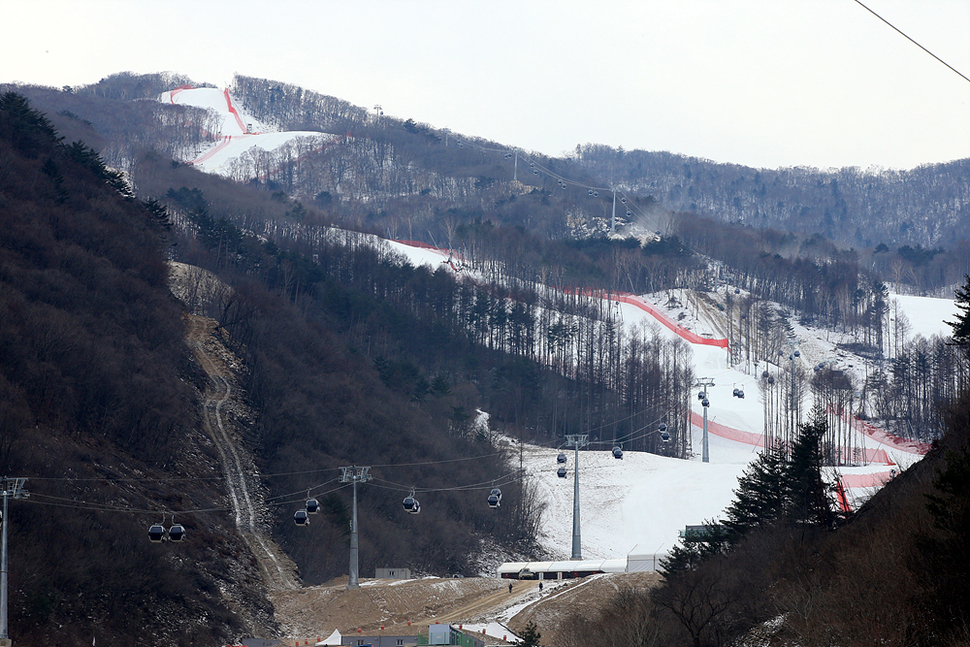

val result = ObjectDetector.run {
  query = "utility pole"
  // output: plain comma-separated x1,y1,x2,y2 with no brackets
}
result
339,466,371,589
0,478,28,647
785,338,801,452
694,380,715,463
513,150,518,182
610,189,616,235
564,434,588,560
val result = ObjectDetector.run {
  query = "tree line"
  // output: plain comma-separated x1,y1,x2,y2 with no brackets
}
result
575,142,970,262
0,92,269,646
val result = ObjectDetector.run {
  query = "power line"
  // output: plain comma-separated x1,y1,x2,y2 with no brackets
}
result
21,450,508,485
369,470,519,495
16,461,522,517
851,0,970,85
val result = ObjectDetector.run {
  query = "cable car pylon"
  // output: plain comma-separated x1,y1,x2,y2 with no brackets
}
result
1,478,28,645
564,434,588,560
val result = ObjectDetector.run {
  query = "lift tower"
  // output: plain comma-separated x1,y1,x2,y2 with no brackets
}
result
340,466,372,589
0,478,28,647
694,379,715,463
564,435,589,560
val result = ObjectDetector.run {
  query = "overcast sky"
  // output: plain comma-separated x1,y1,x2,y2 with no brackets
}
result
4,0,969,170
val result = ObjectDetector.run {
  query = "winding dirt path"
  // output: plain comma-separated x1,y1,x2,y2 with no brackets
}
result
185,314,300,592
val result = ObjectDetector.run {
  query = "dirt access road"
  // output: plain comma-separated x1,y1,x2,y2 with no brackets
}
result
185,314,300,592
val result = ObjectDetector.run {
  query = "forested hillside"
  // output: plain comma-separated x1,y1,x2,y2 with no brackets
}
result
1,72,968,646
574,143,970,258
7,72,961,444
0,92,275,646
7,72,968,297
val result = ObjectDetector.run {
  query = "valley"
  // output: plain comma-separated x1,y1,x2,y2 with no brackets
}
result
0,76,967,646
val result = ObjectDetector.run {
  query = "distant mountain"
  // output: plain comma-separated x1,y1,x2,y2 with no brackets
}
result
5,73,968,293
574,143,970,250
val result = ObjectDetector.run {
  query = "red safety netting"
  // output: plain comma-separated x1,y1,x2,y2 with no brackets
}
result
166,85,193,104
690,412,766,447
849,415,931,455
690,412,895,465
573,289,730,350
190,135,234,165
839,471,896,489
223,88,248,134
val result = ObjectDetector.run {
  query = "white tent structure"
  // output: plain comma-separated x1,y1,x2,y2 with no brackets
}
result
316,629,342,646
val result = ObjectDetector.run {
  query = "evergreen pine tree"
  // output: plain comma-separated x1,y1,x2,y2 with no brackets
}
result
721,447,788,544
720,406,836,545
785,406,837,528
515,621,541,647
659,522,726,576
947,275,970,362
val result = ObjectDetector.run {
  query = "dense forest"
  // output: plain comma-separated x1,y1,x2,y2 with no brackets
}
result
6,72,962,456
0,92,270,646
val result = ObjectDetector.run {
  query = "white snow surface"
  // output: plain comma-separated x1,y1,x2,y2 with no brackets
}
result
890,290,959,340
383,239,957,565
159,86,331,175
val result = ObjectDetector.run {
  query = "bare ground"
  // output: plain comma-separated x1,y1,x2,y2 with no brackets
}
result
269,572,661,645
185,315,300,593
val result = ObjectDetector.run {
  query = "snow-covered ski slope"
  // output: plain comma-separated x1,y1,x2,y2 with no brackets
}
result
157,84,958,560
160,86,332,175
384,239,958,562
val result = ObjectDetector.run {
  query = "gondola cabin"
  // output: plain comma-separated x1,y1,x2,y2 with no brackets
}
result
487,494,501,508
612,446,623,459
402,496,420,514
148,523,166,543
557,466,567,478
305,497,320,514
557,453,567,464
294,509,309,526
490,487,503,503
168,523,185,542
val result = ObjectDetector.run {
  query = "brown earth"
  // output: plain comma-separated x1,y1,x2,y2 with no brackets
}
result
269,572,661,645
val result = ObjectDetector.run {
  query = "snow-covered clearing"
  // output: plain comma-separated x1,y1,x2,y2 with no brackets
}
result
385,239,957,564
160,86,331,175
